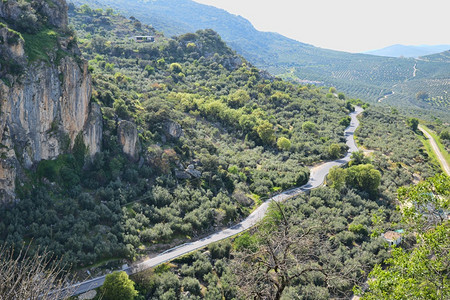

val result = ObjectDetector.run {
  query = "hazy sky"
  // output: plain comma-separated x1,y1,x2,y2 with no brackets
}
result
194,0,450,53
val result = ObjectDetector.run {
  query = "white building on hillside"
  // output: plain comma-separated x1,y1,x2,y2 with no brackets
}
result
131,36,155,43
383,231,402,246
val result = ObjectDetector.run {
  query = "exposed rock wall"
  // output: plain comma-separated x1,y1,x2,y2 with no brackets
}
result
164,121,183,139
0,0,102,202
83,103,103,157
0,0,68,31
0,58,92,161
118,120,140,161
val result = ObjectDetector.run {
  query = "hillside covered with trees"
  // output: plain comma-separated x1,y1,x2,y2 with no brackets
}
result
0,2,447,300
0,5,354,269
69,0,450,121
122,106,443,300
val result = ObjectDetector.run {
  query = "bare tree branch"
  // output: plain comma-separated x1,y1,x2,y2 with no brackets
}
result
232,202,362,300
0,244,74,300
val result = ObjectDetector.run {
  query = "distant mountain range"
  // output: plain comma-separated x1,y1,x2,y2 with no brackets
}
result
365,44,450,58
70,0,450,119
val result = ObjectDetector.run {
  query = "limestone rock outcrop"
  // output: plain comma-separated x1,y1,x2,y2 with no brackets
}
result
118,120,140,161
83,103,103,157
186,164,202,178
0,0,102,202
164,121,183,139
0,0,68,31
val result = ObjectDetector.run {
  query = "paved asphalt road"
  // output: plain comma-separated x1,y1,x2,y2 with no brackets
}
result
70,106,364,296
418,125,450,176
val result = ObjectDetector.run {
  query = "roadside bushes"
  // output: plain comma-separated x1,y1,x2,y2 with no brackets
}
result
328,164,381,196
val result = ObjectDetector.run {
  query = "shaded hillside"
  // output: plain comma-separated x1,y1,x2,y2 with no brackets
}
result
69,0,450,120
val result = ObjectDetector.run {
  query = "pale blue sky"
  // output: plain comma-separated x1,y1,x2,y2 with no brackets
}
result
194,0,450,53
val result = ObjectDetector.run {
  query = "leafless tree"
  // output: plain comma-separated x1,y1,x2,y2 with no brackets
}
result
0,244,74,300
232,202,361,300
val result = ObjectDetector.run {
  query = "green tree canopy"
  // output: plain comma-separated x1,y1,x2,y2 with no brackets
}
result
407,118,419,132
79,4,93,15
302,121,316,132
328,164,381,196
328,143,342,159
102,271,138,300
256,120,275,145
362,174,450,300
346,164,381,195
227,89,250,108
327,166,347,190
397,173,450,231
277,137,291,151
440,129,450,140
169,63,183,73
144,64,155,75
339,116,351,127
350,151,370,166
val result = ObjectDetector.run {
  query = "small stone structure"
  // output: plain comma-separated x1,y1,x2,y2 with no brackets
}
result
383,231,402,246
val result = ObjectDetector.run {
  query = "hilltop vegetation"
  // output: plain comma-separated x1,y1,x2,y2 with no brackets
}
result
70,0,450,121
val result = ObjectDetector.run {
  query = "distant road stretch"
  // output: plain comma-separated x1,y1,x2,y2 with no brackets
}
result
419,125,450,176
71,106,364,296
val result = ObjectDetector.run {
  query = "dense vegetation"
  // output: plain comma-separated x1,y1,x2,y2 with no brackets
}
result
127,185,394,300
0,6,353,270
69,0,450,121
116,106,439,299
1,3,447,299
361,174,449,300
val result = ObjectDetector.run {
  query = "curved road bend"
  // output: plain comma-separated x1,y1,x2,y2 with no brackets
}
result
71,106,364,296
418,125,450,176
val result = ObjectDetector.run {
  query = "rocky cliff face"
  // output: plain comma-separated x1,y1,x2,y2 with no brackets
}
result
118,120,140,161
0,0,102,202
0,0,68,31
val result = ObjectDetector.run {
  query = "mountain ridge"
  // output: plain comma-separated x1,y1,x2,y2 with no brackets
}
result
364,44,450,58
70,0,450,120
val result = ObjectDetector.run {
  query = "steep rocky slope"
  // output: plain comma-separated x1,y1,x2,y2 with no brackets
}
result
0,0,102,202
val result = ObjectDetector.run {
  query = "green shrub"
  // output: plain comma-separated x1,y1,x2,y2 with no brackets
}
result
22,28,58,62
102,271,138,300
181,277,201,295
277,137,291,151
209,240,231,259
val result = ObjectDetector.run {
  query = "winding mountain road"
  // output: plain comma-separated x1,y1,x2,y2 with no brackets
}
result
419,125,450,176
71,106,364,296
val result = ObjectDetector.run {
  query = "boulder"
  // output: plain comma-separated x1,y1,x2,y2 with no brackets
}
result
186,164,201,178
164,121,183,139
175,169,191,180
